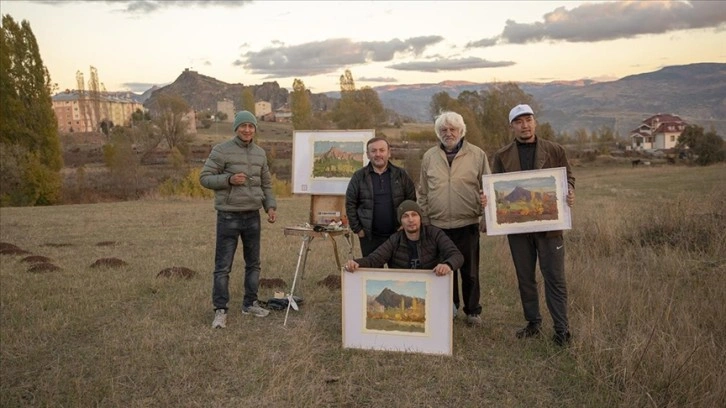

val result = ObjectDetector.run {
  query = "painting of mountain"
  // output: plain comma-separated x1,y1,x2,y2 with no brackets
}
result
365,281,427,334
494,176,559,224
312,141,364,178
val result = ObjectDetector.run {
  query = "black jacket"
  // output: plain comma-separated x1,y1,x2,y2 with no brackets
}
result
345,162,416,237
355,225,464,271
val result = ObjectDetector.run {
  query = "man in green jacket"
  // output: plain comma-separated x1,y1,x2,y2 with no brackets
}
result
200,110,277,328
492,104,575,346
418,111,491,326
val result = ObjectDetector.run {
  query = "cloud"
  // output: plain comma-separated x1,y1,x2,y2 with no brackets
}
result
122,82,161,92
241,36,443,77
34,0,251,13
465,37,500,49
387,57,514,73
500,1,726,44
358,77,398,83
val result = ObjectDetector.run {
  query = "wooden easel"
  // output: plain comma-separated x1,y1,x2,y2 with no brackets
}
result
282,195,354,326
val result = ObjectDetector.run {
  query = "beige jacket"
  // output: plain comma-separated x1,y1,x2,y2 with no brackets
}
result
418,140,491,229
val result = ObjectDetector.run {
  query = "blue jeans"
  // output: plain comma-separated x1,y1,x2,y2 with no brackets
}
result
212,210,261,310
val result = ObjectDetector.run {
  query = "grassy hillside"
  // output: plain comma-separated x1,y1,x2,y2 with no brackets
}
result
1,165,724,406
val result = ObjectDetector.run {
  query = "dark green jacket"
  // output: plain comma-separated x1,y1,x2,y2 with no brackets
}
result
199,137,276,212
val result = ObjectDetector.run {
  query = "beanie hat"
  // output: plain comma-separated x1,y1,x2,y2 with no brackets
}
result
233,110,257,131
397,200,422,222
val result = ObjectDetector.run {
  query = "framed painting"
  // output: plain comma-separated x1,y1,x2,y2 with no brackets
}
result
342,268,453,355
482,167,572,236
292,130,374,195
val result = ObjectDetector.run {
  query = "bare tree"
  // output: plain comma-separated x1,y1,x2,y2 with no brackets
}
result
150,94,191,151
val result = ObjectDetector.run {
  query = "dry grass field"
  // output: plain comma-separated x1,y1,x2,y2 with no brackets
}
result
1,164,725,407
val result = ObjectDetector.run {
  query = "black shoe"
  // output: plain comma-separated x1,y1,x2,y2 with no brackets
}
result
515,322,542,339
553,331,572,346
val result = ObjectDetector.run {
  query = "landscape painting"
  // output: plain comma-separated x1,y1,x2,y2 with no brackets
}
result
364,278,427,334
312,140,365,179
292,130,373,194
482,167,571,235
342,268,453,355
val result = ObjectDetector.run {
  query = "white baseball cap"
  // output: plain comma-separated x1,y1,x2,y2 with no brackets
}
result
508,104,534,123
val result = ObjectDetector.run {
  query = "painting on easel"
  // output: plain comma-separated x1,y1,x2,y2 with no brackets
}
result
293,130,373,195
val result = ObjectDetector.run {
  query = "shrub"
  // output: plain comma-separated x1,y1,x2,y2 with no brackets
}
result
158,168,213,199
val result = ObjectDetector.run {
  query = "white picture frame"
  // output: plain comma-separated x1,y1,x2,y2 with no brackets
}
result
482,167,572,236
292,130,374,195
342,268,453,355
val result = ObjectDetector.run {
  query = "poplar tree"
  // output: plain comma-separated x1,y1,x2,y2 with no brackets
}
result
291,78,312,130
241,87,255,113
0,15,63,206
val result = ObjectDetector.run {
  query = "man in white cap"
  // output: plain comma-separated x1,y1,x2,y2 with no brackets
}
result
491,104,575,346
200,110,277,328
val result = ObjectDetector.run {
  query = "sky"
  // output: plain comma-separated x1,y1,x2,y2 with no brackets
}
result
2,0,725,94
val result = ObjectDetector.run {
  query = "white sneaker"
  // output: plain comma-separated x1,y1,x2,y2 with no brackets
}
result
212,309,227,328
242,301,270,317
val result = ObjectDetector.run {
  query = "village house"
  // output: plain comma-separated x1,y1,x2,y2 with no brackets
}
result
630,113,687,151
52,90,144,133
216,99,234,122
254,101,272,118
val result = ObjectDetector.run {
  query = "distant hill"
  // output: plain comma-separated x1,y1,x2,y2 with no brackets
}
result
360,63,726,137
142,69,335,114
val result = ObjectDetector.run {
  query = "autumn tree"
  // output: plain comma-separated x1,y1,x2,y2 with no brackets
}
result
291,78,312,129
678,124,725,165
478,82,537,151
0,15,63,206
149,93,192,152
331,70,385,130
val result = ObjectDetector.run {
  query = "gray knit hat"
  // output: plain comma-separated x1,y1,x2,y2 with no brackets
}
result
397,200,422,222
233,110,257,131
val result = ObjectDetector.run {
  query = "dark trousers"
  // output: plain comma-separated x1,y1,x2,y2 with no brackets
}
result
507,233,569,333
443,224,481,316
212,211,261,310
359,233,390,257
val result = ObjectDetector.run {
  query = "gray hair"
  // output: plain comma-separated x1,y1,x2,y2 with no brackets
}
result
434,111,467,141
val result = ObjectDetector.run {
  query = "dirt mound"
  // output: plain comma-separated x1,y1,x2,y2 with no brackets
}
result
259,278,286,288
317,274,341,290
0,246,31,256
28,262,61,273
0,242,21,251
90,258,128,268
42,243,75,247
96,241,117,246
21,255,52,264
156,266,196,279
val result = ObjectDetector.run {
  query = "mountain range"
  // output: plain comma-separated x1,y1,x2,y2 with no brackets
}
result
366,62,726,137
142,63,725,137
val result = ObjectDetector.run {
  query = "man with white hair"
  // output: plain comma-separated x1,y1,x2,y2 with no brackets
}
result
492,104,575,346
418,111,491,326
